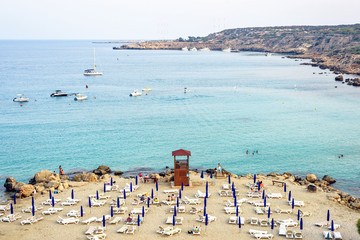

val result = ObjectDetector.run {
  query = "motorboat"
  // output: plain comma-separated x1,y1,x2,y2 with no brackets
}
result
13,94,29,102
74,94,88,101
199,48,210,51
84,48,103,76
184,87,190,93
222,48,231,52
129,90,142,97
265,52,272,56
190,47,197,51
50,90,68,97
142,87,152,92
181,47,188,51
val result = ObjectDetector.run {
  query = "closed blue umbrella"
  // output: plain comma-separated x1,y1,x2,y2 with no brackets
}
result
205,214,208,226
13,194,16,205
10,203,13,214
232,189,235,198
253,174,256,183
172,215,175,226
179,190,181,199
327,210,330,222
52,197,55,207
32,196,34,206
206,181,208,197
177,197,179,207
111,206,113,217
234,196,237,207
268,207,271,219
271,218,274,230
228,174,231,184
104,183,106,193
297,209,300,221
156,181,158,192
284,183,287,192
174,206,177,216
135,176,138,185
238,216,241,229
123,190,126,199
103,215,105,228
88,197,91,208
201,171,204,178
203,206,206,216
210,171,213,179
300,218,303,230
111,177,113,186
71,189,74,199
292,198,295,209
96,190,99,200
151,189,154,199
142,206,145,218
81,206,83,217
49,190,52,200
204,197,207,208
232,182,235,191
32,204,35,216
288,191,292,201
236,205,238,216
181,182,183,191
264,197,266,208
331,220,334,232
130,182,133,192
138,214,141,226
257,182,260,191
262,190,265,199
147,197,150,208
117,197,120,208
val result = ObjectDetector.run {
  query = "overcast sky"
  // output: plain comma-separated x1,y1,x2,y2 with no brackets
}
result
1,0,359,40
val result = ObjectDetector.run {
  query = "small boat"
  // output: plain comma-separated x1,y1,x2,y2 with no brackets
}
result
84,49,103,76
265,53,272,56
74,94,88,101
181,47,188,51
13,94,29,102
50,90,68,97
222,48,231,52
129,90,142,97
199,48,210,52
184,88,190,93
142,87,152,92
190,47,197,51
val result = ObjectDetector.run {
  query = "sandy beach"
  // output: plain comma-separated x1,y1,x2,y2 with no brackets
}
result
1,172,359,240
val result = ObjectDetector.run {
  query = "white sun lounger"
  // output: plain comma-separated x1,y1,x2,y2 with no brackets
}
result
259,219,268,227
0,204,10,212
254,202,270,207
248,192,261,198
279,224,287,236
249,229,267,235
91,199,107,207
110,199,125,206
195,190,210,198
196,214,216,223
82,217,97,224
333,232,342,240
170,205,185,213
288,200,304,207
163,189,179,194
57,216,79,225
1,213,22,222
126,226,136,234
224,206,242,214
162,200,177,205
228,216,245,225
113,207,128,214
109,217,123,224
183,196,201,205
254,233,274,239
117,225,128,233
250,217,259,225
131,208,149,215
327,224,340,230
189,207,202,214
315,221,329,227
166,216,183,225
162,227,181,236
275,207,292,214
86,233,106,240
85,226,97,235
66,210,82,218
277,219,298,227
21,216,43,225
22,206,43,213
96,215,111,222
266,193,282,199
294,230,303,239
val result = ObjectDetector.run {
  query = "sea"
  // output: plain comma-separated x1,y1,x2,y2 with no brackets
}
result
0,40,359,200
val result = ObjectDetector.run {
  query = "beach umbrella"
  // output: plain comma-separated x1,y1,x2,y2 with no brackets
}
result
181,182,183,191
326,232,331,239
236,205,239,216
204,197,207,208
151,189,154,199
268,207,271,219
174,206,177,216
327,209,330,223
10,204,13,214
232,182,235,191
203,206,207,216
288,191,292,201
111,206,114,217
201,171,204,178
88,197,91,208
123,190,126,199
210,171,213,179
262,190,265,199
300,218,303,230
172,215,175,226
32,196,34,206
271,218,274,230
130,182,133,192
138,214,141,226
297,209,300,221
206,181,208,195
52,197,55,207
96,190,99,200
13,194,16,205
104,183,106,193
234,195,237,207
49,190,52,200
135,176,138,185
117,197,120,208
32,204,35,216
147,197,150,208
103,215,105,228
156,181,159,192
228,174,231,184
142,206,145,218
71,189,74,199
238,216,241,229
81,206,83,217
264,197,267,207
331,220,334,232
292,198,295,209
253,174,256,183
177,197,179,207
111,177,113,186
284,183,287,192
179,190,181,199
257,182,260,191
205,214,208,226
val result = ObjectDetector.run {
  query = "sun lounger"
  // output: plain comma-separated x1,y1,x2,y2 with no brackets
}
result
98,194,110,200
275,207,292,214
224,206,242,214
249,229,267,235
117,225,129,233
183,196,201,205
110,199,125,207
323,231,332,239
109,217,123,224
85,226,97,235
57,216,79,225
66,197,81,203
254,202,270,207
195,190,210,198
22,206,43,213
96,215,111,222
162,200,177,205
91,199,107,207
333,232,342,240
189,207,202,214
299,210,311,217
255,207,265,215
219,190,230,197
294,230,303,239
288,200,304,207
162,227,181,236
113,207,128,214
248,192,261,198
228,216,245,225
170,205,185,213
20,216,43,225
125,183,139,191
95,226,106,234
196,214,216,223
165,216,183,225
315,221,329,227
163,189,179,194
279,224,287,236
254,233,274,239
132,199,145,205
1,213,22,222
222,184,231,190
86,233,106,240
266,193,282,199
0,204,10,212
285,230,294,238
42,207,63,215
131,207,149,215
277,219,298,227
260,219,268,227
66,210,82,218
156,226,173,234
61,200,76,206
250,217,259,225
82,217,97,224
126,226,136,234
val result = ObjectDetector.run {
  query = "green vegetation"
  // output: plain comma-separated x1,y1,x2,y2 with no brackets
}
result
357,219,360,235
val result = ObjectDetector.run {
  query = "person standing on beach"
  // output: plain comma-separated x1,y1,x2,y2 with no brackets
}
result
217,163,223,174
59,165,62,175
33,188,37,199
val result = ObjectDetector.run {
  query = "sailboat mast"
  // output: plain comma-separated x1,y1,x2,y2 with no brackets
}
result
93,48,96,71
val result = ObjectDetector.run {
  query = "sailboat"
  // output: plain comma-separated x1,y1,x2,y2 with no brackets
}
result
84,49,103,76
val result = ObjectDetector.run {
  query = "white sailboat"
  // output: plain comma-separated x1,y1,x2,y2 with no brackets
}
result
84,49,103,76
222,48,231,52
13,94,29,102
181,47,188,51
74,94,88,101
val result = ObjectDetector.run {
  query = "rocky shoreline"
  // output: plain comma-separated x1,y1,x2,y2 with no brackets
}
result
3,166,359,212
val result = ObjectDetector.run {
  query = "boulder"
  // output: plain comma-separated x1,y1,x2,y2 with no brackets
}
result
267,172,277,177
351,202,360,209
93,169,107,175
335,75,343,81
99,174,112,182
245,173,252,179
63,182,69,189
306,174,317,183
93,165,111,175
283,172,292,176
322,175,336,184
20,184,35,197
34,170,56,183
15,182,26,192
294,176,302,182
57,184,64,191
159,172,166,177
35,185,45,192
114,171,123,176
288,176,295,182
45,181,60,189
327,192,340,200
60,175,69,181
307,184,317,192
4,177,17,192
72,172,98,182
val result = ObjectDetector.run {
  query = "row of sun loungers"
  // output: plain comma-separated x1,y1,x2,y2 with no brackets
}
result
117,225,137,234
20,216,43,225
249,229,274,239
156,226,181,236
41,207,63,215
0,213,22,222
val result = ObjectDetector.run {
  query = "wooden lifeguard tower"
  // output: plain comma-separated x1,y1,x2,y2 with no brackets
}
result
172,149,191,186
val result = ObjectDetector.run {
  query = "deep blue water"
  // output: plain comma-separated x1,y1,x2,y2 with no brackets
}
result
0,40,359,197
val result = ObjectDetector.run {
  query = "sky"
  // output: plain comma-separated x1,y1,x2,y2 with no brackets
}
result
1,0,359,40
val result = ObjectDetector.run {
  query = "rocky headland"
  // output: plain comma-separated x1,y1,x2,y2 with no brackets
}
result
115,24,360,76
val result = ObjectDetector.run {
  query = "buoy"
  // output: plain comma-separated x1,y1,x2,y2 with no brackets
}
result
127,54,129,56
282,102,284,104
94,97,96,99
146,93,147,95
20,104,22,107
86,85,88,88
249,94,251,96
276,99,278,101
69,103,71,105
35,99,37,101
315,108,317,110
117,58,119,60
75,94,77,96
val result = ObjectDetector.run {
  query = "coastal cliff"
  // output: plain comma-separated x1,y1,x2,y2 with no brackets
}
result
116,24,360,75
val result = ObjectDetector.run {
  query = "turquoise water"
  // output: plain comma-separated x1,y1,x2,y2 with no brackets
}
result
0,40,359,197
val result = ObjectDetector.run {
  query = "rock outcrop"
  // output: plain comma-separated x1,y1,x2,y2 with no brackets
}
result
306,174,317,183
73,172,98,182
4,177,17,192
20,184,35,197
323,175,336,184
93,165,111,176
